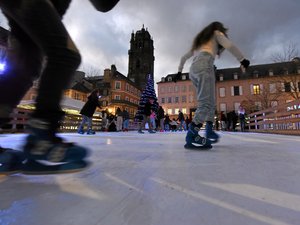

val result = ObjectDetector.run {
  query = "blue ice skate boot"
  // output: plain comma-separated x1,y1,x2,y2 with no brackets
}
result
87,129,96,135
148,129,156,133
77,128,85,134
0,147,25,175
205,121,219,144
184,122,212,150
22,117,90,174
138,129,144,134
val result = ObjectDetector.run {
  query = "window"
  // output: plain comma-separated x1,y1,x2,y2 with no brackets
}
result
269,83,276,93
252,84,260,95
189,85,193,92
253,71,259,78
175,96,179,103
126,84,129,91
161,87,165,93
189,95,193,103
234,103,240,112
255,101,262,110
219,87,225,97
220,103,226,112
102,101,107,107
182,108,187,114
219,74,224,81
174,85,179,92
115,95,120,100
115,81,121,89
125,96,129,101
182,75,186,80
271,101,278,107
231,86,242,96
284,82,291,92
182,95,187,103
168,97,172,103
181,85,186,92
161,97,165,103
234,86,240,96
103,89,108,96
233,73,238,80
31,95,36,100
168,86,173,93
168,76,172,82
174,108,180,114
269,70,274,76
167,109,172,115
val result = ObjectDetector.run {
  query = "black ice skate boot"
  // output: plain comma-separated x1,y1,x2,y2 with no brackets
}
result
205,121,220,144
22,112,90,174
184,122,212,150
0,147,25,175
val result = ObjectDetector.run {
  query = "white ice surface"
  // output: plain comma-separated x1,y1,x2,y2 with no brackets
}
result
1,131,300,225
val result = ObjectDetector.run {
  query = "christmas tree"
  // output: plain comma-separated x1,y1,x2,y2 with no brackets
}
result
135,74,159,121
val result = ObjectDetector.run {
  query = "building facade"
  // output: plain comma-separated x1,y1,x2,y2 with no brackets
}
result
128,25,155,90
157,59,300,119
87,65,142,118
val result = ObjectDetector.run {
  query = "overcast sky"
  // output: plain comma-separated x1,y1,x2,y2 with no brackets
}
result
1,0,300,84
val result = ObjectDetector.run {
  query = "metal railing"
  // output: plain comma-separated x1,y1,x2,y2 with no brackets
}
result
247,99,300,135
0,108,102,133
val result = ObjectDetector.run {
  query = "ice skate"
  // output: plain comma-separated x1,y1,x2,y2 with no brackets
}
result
0,147,25,175
86,129,96,135
22,118,90,174
77,129,85,134
185,123,212,150
22,160,90,175
205,121,219,144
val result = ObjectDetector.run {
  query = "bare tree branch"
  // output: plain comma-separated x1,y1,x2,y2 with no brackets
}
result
271,41,299,62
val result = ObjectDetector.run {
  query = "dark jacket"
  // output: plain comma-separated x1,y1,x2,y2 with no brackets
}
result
80,94,100,117
178,112,184,121
144,101,153,116
157,107,165,119
122,110,130,120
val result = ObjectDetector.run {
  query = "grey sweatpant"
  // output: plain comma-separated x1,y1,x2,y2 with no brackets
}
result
189,52,216,124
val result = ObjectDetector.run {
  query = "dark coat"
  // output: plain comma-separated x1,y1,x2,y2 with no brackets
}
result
144,101,153,116
157,107,165,119
80,94,100,117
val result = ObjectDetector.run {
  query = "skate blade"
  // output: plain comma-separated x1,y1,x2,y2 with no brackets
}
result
208,138,219,144
0,169,22,175
22,160,91,175
184,143,212,150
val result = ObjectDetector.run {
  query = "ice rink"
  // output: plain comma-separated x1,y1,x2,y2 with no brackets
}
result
1,131,300,225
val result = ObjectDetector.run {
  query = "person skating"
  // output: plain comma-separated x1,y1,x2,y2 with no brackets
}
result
0,0,119,175
78,89,101,135
138,97,156,134
177,21,250,150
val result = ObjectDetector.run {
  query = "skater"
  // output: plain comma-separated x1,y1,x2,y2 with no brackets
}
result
138,97,156,134
115,107,123,132
177,110,185,131
0,0,119,175
238,105,246,132
177,21,250,149
122,108,130,131
157,106,165,132
78,89,101,135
